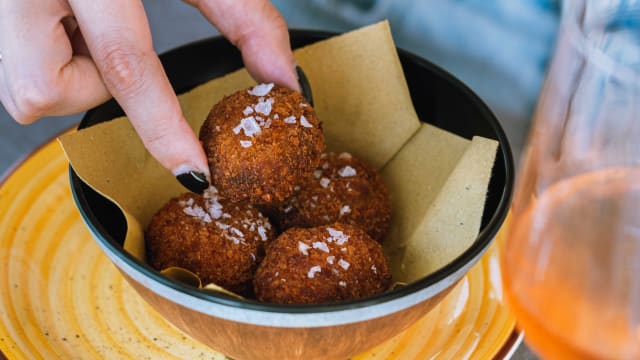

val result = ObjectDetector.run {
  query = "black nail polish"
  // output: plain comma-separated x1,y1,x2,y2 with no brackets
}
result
176,171,209,194
296,66,314,107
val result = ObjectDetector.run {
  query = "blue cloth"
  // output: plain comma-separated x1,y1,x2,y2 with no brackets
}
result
272,0,561,151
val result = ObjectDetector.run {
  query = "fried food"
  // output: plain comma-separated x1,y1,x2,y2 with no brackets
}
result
270,152,391,242
146,187,276,296
254,223,392,304
200,83,325,204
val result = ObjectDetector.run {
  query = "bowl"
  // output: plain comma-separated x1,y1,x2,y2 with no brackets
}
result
70,30,514,360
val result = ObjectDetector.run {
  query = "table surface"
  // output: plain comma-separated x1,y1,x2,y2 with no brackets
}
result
0,1,537,359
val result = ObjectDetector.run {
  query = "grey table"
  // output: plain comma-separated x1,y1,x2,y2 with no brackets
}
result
0,1,536,359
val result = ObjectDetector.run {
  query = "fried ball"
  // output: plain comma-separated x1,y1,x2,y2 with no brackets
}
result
270,152,391,242
146,187,276,296
254,223,392,304
200,83,325,204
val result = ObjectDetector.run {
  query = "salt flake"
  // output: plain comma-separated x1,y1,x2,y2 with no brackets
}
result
254,97,274,116
242,106,254,115
307,266,322,279
298,241,311,255
240,140,252,148
230,227,244,237
327,227,350,245
248,83,274,96
206,196,224,220
312,241,330,253
284,116,296,124
300,115,313,128
338,259,350,270
237,116,261,137
179,198,194,207
183,205,212,223
215,222,230,230
257,226,268,241
203,186,218,196
338,166,357,177
320,177,330,188
340,205,351,216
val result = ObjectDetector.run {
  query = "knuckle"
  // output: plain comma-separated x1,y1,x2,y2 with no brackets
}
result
235,9,288,48
143,131,176,162
144,121,176,149
0,101,27,125
10,79,61,123
97,42,147,97
145,132,170,150
267,9,288,31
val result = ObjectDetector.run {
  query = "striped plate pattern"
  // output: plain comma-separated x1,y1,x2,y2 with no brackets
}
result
0,136,516,360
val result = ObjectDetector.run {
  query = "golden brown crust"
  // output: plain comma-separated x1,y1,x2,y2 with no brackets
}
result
253,223,392,304
200,84,325,204
270,152,391,242
145,189,276,296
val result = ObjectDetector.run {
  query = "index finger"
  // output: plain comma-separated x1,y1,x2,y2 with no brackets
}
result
68,0,210,182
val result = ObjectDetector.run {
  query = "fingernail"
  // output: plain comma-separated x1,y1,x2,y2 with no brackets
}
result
296,66,314,107
176,171,209,194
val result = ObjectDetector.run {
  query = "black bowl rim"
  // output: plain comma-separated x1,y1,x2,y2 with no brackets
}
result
70,29,514,314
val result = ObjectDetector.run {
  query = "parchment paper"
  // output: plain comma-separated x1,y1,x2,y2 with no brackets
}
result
60,21,498,294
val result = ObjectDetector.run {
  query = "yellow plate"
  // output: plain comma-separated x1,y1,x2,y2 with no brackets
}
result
0,135,517,360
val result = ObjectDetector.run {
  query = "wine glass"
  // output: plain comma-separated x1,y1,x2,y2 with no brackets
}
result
502,0,640,359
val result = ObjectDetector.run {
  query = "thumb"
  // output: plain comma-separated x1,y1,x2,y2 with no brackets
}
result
193,0,300,92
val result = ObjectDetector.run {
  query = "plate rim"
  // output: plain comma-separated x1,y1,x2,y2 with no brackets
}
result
0,137,518,357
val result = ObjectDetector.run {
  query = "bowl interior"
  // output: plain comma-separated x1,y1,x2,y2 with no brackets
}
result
70,30,514,312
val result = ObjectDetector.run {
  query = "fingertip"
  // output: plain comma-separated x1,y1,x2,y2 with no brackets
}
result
271,63,300,93
133,112,210,185
165,135,211,185
286,65,302,93
241,45,299,92
199,0,299,91
175,169,210,194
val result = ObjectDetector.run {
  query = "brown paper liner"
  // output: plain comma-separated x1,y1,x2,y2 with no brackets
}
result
59,21,497,297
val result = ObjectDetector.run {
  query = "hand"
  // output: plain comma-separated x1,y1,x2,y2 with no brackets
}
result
0,0,299,193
